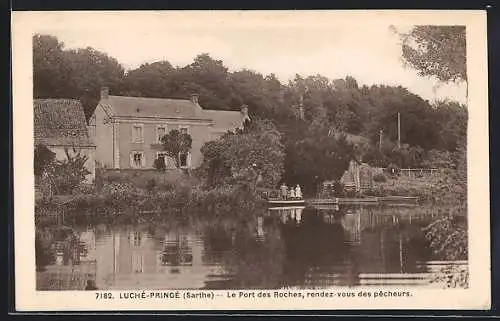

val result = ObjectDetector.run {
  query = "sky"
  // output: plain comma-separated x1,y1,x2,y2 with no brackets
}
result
34,11,467,104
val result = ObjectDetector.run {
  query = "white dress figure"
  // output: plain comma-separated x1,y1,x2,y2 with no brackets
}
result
295,185,302,199
289,187,295,199
295,208,303,224
280,183,288,200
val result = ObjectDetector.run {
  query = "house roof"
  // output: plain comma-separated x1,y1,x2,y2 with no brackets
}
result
101,95,213,121
203,110,244,133
34,99,94,147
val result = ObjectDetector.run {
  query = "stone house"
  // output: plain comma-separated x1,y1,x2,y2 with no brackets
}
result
34,99,96,182
89,88,250,170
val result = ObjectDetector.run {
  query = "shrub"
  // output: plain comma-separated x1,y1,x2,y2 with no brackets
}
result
373,173,387,182
422,214,468,261
50,148,91,195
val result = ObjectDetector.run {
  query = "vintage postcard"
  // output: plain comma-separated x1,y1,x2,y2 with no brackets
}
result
12,10,490,311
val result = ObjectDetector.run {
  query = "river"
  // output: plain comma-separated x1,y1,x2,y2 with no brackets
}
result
35,204,468,290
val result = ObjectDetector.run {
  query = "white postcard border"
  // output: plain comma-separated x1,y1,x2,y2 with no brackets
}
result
12,10,491,311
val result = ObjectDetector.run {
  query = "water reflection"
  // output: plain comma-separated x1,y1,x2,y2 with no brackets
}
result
36,204,466,290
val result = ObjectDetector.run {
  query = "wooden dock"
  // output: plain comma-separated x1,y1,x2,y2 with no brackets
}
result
305,196,418,206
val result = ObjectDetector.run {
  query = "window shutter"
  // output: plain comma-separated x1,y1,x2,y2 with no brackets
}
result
187,152,192,168
141,152,146,168
130,153,134,168
132,126,136,142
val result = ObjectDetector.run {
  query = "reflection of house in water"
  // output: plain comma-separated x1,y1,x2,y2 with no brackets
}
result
36,228,98,290
93,229,230,290
341,211,361,245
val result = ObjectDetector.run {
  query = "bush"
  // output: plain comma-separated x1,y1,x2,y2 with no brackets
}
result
50,148,91,195
373,173,387,182
422,214,468,261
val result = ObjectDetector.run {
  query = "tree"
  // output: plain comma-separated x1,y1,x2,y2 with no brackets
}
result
160,130,193,168
283,124,354,196
393,25,467,99
63,47,126,119
33,34,126,119
33,35,72,99
395,25,466,83
121,61,176,98
434,100,468,151
361,85,440,151
200,119,285,189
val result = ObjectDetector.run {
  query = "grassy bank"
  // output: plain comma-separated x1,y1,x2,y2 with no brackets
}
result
365,169,466,205
35,181,266,227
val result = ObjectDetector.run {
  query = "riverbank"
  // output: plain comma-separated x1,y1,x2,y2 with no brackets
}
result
365,169,466,206
35,182,266,227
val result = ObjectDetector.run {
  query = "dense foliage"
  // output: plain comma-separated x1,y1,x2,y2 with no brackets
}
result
160,129,193,168
394,25,467,84
34,34,466,161
282,122,354,195
34,31,467,193
34,146,92,195
200,120,285,189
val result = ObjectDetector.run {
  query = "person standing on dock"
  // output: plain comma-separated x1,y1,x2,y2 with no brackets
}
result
280,183,288,200
289,187,296,199
295,185,302,199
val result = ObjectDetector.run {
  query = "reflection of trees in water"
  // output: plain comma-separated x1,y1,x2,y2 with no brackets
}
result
357,219,432,274
36,227,56,271
202,225,234,264
279,208,356,287
207,216,285,289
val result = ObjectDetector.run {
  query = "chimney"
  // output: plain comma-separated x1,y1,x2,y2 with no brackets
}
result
190,93,199,105
100,87,109,100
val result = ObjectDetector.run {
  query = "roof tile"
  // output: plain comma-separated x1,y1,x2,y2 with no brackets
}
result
34,99,94,147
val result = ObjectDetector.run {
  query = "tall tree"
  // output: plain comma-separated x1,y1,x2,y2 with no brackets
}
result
33,34,72,98
33,34,126,119
121,61,176,98
283,123,354,196
393,25,467,98
200,120,285,189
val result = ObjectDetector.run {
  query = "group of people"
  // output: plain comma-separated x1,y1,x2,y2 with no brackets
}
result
280,183,302,200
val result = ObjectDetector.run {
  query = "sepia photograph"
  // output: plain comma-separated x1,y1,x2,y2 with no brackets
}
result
12,10,490,311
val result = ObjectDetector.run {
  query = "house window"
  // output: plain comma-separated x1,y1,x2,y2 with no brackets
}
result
179,152,191,168
157,125,167,143
131,151,145,168
133,232,142,247
156,152,169,167
132,124,144,143
179,126,189,135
